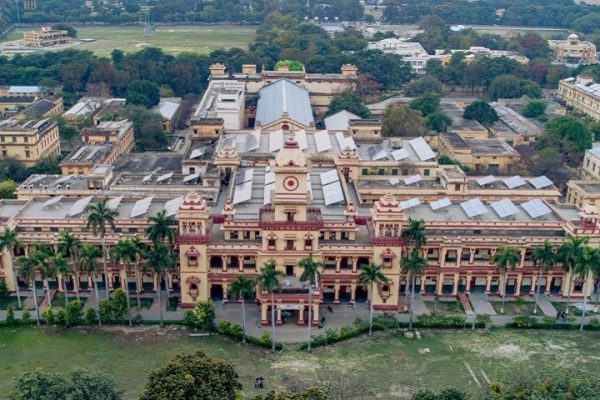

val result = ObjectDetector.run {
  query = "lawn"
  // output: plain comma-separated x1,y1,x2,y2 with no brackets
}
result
2,327,600,399
424,300,465,315
491,301,539,315
2,25,256,56
553,301,600,317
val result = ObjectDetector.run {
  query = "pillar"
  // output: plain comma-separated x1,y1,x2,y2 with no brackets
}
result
469,249,475,264
239,256,244,272
260,303,268,325
420,276,426,293
335,256,341,273
437,273,444,295
456,248,462,268
452,273,459,295
350,283,356,303
466,273,472,293
58,274,64,291
221,256,227,272
298,305,305,324
530,275,538,295
153,273,158,292
222,283,228,302
485,275,492,294
120,269,127,292
440,249,446,266
334,284,340,303
545,275,552,294
519,249,526,268
515,273,523,296
276,307,282,324
312,304,319,323
352,257,358,273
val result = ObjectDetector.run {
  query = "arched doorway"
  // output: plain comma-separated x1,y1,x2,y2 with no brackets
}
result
210,284,224,301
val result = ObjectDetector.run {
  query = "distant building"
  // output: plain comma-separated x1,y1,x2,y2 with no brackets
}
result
14,97,64,121
434,47,529,65
367,39,430,74
582,147,600,180
23,27,69,47
254,80,315,132
0,119,60,166
93,99,126,125
549,34,597,66
153,98,182,133
192,81,245,132
558,75,600,121
63,98,105,120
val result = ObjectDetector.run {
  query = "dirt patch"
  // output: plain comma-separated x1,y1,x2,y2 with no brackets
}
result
76,325,190,344
271,359,320,373
384,385,413,399
487,344,531,361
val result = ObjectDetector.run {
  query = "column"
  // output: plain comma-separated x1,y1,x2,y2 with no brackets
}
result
530,275,538,296
466,273,472,293
312,304,319,323
519,249,526,268
420,276,426,293
120,269,127,293
452,273,459,295
298,306,305,325
276,307,282,325
352,257,357,273
437,273,444,296
153,274,158,292
335,257,341,273
334,284,340,304
260,303,268,325
469,249,475,264
440,249,446,267
222,283,228,302
515,273,523,296
545,275,552,294
485,275,492,294
456,248,462,268
239,256,244,272
221,256,227,272
58,274,64,292
350,283,356,303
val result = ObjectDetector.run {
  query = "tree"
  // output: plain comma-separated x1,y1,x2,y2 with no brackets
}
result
405,76,444,97
86,198,118,300
123,105,169,151
31,245,54,307
409,93,441,117
489,74,522,100
146,210,176,248
0,180,18,199
143,244,175,327
359,262,388,336
274,60,304,71
17,254,41,325
126,80,160,108
579,247,598,331
298,253,322,352
382,103,427,137
79,244,103,326
401,250,427,330
256,259,283,351
110,239,138,326
50,252,72,308
538,116,592,167
0,228,21,309
8,369,122,400
403,218,427,251
412,387,469,400
426,111,452,133
531,241,556,315
139,351,241,400
58,230,81,301
326,92,370,118
558,235,587,315
51,24,77,38
492,246,520,314
463,100,498,126
523,100,547,118
227,275,255,344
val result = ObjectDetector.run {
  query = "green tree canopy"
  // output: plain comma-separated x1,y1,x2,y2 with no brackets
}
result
382,103,427,137
126,80,160,108
8,370,122,400
139,351,241,400
326,91,370,118
463,100,498,125
522,100,547,118
426,111,452,133
405,76,444,97
274,60,304,71
51,24,77,37
537,116,592,167
409,92,441,117
0,180,18,199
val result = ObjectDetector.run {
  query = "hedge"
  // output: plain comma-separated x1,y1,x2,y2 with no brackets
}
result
506,315,600,331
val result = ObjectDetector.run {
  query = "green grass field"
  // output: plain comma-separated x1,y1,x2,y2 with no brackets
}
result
1,326,600,399
2,25,256,56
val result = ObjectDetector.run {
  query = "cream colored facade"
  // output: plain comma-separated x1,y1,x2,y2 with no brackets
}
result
549,34,597,65
557,75,600,120
23,27,69,47
0,119,60,166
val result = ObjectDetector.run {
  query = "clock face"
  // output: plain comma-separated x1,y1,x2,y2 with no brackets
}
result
284,176,299,191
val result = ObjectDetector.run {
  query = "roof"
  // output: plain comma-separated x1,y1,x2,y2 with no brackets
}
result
324,110,361,131
255,79,314,127
64,98,104,117
588,147,600,159
21,98,58,118
8,86,47,94
153,98,181,120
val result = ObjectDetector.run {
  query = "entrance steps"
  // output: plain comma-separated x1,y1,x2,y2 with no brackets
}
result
458,293,474,315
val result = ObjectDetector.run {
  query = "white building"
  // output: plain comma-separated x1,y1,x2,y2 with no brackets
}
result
367,38,430,75
192,80,245,131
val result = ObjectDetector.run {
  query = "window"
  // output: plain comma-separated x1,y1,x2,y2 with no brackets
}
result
286,212,295,222
391,169,398,175
23,137,28,143
189,167,196,174
50,227,58,232
0,137,4,142
230,230,239,239
378,168,384,175
454,184,460,191
12,136,16,143
424,169,430,176
286,240,295,251
268,238,276,249
33,227,42,232
1,149,6,157
362,168,368,176
25,150,30,158
128,228,138,233
188,256,198,266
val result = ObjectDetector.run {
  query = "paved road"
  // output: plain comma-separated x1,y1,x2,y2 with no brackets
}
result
469,293,497,316
537,294,558,317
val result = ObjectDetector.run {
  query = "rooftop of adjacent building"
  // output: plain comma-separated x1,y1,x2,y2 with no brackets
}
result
17,97,61,119
61,143,114,166
441,103,488,132
153,98,182,121
0,118,56,138
82,119,132,140
193,80,245,120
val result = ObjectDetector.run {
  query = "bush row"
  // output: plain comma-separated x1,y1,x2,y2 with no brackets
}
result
215,319,283,351
506,315,600,331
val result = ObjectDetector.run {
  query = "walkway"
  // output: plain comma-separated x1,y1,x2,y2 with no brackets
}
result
409,294,429,316
536,294,558,317
469,293,497,315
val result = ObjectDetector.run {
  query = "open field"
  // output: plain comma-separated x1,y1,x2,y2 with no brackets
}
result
1,327,600,399
1,25,256,56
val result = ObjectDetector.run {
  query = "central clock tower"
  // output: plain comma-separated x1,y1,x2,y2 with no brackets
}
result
272,133,309,222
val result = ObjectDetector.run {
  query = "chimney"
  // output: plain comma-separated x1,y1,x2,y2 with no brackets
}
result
209,63,226,76
242,64,257,74
341,64,358,77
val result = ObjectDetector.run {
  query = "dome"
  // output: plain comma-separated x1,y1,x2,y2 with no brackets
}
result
568,33,579,41
274,133,307,167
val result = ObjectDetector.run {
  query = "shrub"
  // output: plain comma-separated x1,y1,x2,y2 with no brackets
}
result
21,309,31,322
133,313,143,325
216,320,232,335
65,300,83,326
514,296,525,305
55,308,67,326
84,307,97,325
476,314,492,328
259,331,272,347
6,305,15,325
542,316,555,325
43,307,55,325
587,317,600,329
0,279,8,300
110,288,128,323
183,310,197,329
415,313,466,329
511,315,537,329
98,299,113,323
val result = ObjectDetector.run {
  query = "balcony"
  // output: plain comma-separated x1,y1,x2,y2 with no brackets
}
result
258,206,324,230
366,219,405,246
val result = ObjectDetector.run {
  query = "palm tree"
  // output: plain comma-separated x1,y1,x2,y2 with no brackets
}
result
51,252,72,308
17,254,42,325
531,240,556,314
79,244,103,326
579,247,599,331
110,239,138,326
86,198,118,300
403,218,427,250
57,230,82,301
143,244,175,328
131,237,146,308
0,229,21,309
29,244,54,307
146,210,176,247
256,259,283,351
298,253,322,352
227,275,256,344
359,262,388,336
400,251,427,330
558,235,587,314
492,246,520,314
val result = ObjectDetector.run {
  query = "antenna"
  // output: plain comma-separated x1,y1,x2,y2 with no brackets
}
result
141,0,154,36
15,0,20,24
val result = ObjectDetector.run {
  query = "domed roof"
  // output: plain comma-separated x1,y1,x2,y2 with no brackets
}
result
569,33,579,41
275,133,307,168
